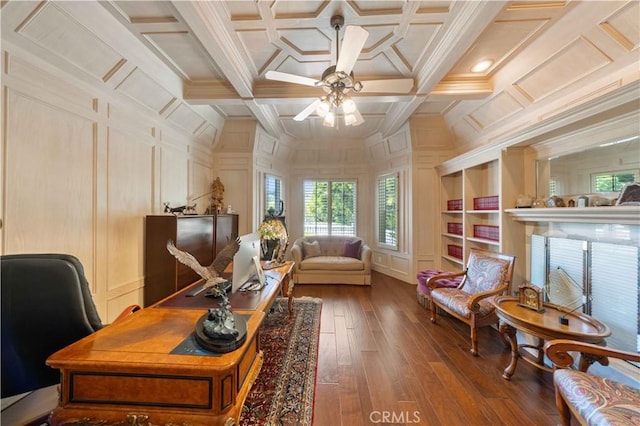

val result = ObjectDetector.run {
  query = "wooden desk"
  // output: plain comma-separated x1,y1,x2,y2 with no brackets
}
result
494,296,610,380
158,261,294,315
46,262,294,426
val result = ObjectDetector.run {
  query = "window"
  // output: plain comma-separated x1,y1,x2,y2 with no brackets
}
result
303,180,356,236
377,174,398,249
592,170,637,193
265,175,281,214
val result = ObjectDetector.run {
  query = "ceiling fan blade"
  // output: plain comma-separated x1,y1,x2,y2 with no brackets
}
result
265,71,318,87
335,26,369,75
359,78,414,93
293,99,322,121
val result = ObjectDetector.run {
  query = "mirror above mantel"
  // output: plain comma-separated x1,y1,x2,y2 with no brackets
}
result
536,135,639,205
507,131,640,226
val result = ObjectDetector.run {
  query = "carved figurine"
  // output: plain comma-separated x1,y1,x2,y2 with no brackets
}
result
163,202,196,215
211,177,225,214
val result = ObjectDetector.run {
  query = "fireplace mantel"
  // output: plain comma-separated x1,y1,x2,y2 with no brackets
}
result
505,206,640,225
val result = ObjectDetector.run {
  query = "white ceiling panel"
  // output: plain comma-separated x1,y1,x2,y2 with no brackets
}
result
394,23,442,70
279,28,332,54
601,1,640,50
349,1,406,15
225,1,261,20
21,3,124,82
145,32,222,80
113,1,177,19
271,1,328,19
237,29,280,75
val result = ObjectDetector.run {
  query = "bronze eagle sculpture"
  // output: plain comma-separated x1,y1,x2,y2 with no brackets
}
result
167,237,242,341
166,237,240,295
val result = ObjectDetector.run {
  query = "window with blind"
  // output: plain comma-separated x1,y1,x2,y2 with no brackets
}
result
265,174,281,214
377,174,398,249
303,180,356,236
591,242,639,353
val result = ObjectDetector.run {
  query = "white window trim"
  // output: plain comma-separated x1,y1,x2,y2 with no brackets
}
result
377,173,398,251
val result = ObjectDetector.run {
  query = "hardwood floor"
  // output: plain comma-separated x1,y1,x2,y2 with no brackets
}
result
295,271,561,426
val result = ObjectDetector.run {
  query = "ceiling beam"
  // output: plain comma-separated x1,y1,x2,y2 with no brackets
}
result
183,81,239,103
430,79,493,100
244,101,282,137
171,1,255,98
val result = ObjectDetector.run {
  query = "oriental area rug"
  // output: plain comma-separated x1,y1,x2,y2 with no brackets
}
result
240,297,322,426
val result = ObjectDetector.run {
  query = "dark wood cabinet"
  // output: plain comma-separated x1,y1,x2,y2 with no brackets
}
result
214,214,239,257
144,214,238,306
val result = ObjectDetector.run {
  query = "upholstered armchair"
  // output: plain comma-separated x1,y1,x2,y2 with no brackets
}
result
429,249,515,356
544,339,640,426
1,253,140,425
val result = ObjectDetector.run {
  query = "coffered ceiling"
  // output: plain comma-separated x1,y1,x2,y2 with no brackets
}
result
102,0,578,144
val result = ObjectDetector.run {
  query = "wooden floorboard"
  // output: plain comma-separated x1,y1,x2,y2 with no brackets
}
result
297,271,562,426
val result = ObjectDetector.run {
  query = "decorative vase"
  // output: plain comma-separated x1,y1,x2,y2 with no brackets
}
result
261,239,280,261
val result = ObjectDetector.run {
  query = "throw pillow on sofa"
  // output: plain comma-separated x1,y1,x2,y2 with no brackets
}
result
302,240,322,258
342,239,362,259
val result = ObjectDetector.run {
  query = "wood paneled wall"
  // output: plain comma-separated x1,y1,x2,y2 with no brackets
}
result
1,46,220,321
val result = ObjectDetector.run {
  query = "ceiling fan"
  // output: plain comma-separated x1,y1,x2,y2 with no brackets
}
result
265,15,414,127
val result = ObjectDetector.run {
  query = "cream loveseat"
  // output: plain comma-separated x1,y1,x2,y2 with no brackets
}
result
291,236,372,285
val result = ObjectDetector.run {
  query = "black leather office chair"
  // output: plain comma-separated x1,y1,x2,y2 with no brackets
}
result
1,253,139,423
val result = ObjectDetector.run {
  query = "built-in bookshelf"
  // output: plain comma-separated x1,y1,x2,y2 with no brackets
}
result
437,148,529,289
440,171,464,269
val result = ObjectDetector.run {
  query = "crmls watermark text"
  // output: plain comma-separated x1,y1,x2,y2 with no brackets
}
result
369,410,421,424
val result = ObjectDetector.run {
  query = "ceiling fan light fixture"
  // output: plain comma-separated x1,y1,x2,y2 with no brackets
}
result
342,97,356,114
323,109,335,127
344,112,357,126
267,14,410,130
351,108,365,127
471,59,493,73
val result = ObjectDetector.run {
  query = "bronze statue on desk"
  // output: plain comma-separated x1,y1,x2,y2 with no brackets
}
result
202,305,238,339
166,238,242,341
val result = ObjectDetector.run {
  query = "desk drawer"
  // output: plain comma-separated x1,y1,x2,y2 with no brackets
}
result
69,371,213,409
